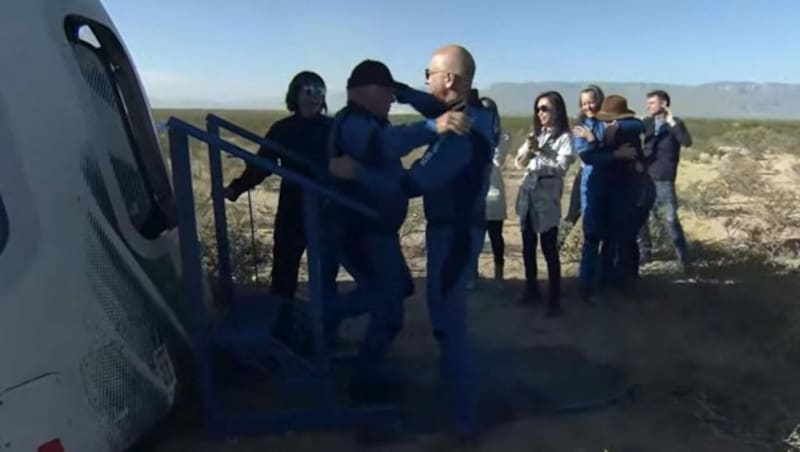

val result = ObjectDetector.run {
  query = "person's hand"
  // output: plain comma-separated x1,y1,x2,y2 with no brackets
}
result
604,121,620,146
329,155,359,179
524,133,541,158
572,125,596,142
664,106,677,126
224,185,241,202
526,132,540,150
614,144,637,160
435,111,472,135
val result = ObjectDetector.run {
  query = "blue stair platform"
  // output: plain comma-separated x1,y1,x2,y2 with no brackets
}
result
166,114,401,437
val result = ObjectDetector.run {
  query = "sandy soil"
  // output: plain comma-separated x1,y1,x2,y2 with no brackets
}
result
157,154,800,451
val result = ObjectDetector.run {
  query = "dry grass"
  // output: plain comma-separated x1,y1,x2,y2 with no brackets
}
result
154,109,800,451
677,151,800,269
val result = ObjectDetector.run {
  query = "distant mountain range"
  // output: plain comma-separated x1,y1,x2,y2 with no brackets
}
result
150,81,800,119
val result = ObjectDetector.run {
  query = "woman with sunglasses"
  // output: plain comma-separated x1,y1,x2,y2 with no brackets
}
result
513,91,575,317
225,70,332,338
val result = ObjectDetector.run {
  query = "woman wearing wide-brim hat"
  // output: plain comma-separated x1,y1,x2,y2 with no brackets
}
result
572,94,645,304
596,97,656,287
593,94,638,122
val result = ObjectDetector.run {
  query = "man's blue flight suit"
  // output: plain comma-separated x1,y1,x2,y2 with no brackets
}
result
355,88,495,438
322,101,440,395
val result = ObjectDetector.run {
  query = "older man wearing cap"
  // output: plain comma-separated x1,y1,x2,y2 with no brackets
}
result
330,45,495,443
322,59,471,404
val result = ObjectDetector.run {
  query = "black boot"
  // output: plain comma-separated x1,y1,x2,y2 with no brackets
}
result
546,277,563,317
493,258,504,284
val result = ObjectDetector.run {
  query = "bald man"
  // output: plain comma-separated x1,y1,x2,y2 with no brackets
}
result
330,45,493,442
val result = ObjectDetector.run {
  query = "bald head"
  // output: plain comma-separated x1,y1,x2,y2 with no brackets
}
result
429,44,476,82
426,44,476,102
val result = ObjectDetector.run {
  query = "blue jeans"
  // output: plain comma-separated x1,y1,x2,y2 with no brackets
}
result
638,180,688,262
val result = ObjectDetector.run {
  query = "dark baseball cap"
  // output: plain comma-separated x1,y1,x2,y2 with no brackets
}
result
347,59,395,89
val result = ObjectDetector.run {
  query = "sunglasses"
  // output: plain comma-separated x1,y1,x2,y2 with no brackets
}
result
425,68,449,80
302,85,326,98
536,105,551,113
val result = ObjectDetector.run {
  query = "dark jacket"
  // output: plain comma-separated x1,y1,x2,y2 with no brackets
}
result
642,116,692,182
228,113,333,218
607,119,655,212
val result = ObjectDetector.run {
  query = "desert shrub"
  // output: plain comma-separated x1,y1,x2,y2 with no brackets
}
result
680,179,727,217
716,156,800,266
557,217,675,264
643,214,675,257
172,137,277,298
786,424,800,450
559,219,583,263
674,120,800,166
722,189,800,265
674,154,800,268
158,110,800,280
682,146,701,162
399,199,426,261
717,154,765,195
708,125,800,159
197,191,275,287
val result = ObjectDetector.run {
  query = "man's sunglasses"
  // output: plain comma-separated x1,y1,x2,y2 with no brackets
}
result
425,68,448,80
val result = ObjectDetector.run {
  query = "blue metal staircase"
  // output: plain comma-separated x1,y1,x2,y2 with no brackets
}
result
166,114,401,436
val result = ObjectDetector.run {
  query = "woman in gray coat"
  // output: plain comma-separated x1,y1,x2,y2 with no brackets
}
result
514,91,575,316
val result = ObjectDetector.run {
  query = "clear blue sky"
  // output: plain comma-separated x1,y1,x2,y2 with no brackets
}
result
100,0,800,105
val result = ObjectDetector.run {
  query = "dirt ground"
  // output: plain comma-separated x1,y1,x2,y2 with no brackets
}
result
157,156,800,452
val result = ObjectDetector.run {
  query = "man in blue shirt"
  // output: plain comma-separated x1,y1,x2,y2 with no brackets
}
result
329,45,494,443
322,59,472,403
